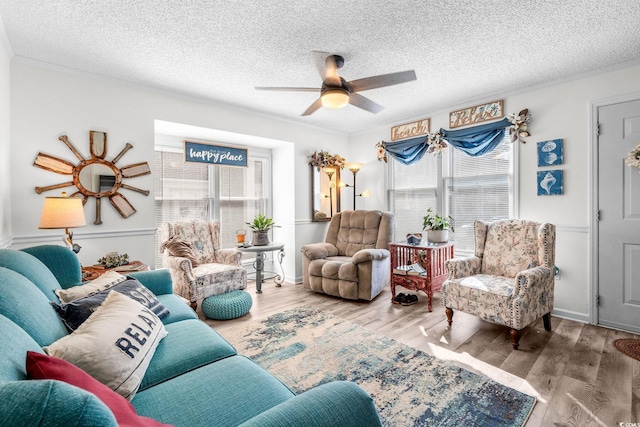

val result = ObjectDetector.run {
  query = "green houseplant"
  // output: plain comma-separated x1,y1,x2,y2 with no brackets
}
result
422,208,454,243
246,213,276,246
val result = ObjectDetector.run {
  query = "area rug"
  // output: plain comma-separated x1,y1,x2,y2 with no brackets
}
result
221,306,535,427
614,338,640,362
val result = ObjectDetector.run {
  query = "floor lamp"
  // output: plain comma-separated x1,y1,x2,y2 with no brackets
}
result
341,163,370,210
39,192,87,253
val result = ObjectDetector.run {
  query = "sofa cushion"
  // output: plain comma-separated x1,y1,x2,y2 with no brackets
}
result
139,318,237,391
0,314,44,382
52,278,170,331
132,355,294,426
0,267,69,347
44,291,168,400
56,270,127,303
26,351,171,427
0,248,62,301
155,294,198,324
0,380,118,427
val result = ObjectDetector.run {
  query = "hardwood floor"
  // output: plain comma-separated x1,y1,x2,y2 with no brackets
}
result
202,281,640,426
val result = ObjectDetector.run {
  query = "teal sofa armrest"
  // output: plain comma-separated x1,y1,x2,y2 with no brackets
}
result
238,381,381,427
21,245,82,289
129,269,173,296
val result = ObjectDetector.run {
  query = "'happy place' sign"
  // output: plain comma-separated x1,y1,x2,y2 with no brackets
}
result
184,141,248,167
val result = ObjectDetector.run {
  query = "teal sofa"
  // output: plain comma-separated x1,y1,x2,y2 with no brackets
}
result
0,246,381,426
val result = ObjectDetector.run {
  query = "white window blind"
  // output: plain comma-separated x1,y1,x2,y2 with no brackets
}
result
154,149,270,268
389,154,438,241
444,134,513,254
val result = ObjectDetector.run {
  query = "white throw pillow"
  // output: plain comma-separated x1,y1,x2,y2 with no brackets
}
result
56,270,127,303
44,291,168,400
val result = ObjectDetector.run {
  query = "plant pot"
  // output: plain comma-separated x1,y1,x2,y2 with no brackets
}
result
426,229,449,243
252,230,270,246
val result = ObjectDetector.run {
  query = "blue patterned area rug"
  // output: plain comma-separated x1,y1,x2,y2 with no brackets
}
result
221,306,535,427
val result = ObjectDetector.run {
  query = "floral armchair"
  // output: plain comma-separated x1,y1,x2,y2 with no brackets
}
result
160,219,246,308
301,210,394,301
441,219,556,349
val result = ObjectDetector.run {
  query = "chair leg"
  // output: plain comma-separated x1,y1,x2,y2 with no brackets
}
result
543,312,552,331
510,329,521,350
190,301,198,311
445,307,454,326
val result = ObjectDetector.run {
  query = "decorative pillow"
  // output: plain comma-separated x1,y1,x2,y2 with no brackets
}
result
26,351,172,427
56,270,127,303
160,235,199,266
44,291,168,400
52,277,170,331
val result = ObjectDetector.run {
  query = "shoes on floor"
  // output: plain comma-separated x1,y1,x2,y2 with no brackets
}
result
393,293,419,306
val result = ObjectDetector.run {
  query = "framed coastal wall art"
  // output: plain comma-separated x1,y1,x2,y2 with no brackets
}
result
390,118,430,141
537,139,564,167
537,170,563,196
449,100,504,129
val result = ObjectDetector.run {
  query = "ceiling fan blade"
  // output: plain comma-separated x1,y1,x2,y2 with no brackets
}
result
348,70,417,92
302,98,323,116
255,86,319,92
312,50,340,86
348,93,384,114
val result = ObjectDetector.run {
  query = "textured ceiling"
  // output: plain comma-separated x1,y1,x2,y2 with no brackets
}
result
1,1,640,135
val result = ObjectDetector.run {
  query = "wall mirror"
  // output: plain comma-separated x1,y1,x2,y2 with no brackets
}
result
34,131,151,225
311,165,341,221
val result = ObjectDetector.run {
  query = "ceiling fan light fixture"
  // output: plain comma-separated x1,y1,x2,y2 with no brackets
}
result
321,88,349,109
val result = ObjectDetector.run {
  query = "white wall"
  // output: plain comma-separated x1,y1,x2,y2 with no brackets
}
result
348,62,640,321
10,61,348,282
0,18,11,248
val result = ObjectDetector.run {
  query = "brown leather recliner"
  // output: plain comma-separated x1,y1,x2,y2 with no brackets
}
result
301,210,394,301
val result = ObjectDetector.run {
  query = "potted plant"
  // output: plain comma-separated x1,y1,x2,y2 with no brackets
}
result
246,213,276,246
422,208,454,243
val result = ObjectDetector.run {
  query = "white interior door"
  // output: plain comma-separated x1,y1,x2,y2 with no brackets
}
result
597,98,640,333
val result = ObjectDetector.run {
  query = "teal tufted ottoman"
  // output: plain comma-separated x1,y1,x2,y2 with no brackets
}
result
201,290,252,320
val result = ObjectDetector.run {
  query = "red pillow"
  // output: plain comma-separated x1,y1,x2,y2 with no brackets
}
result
26,351,172,427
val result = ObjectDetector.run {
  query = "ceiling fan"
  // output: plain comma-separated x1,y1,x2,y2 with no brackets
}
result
255,52,417,116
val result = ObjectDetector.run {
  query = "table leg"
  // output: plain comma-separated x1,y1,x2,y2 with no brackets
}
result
254,251,264,293
274,249,285,287
427,282,433,312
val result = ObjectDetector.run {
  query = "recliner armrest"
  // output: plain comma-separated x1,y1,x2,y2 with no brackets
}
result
445,256,482,279
238,381,381,427
300,243,338,260
215,248,243,266
351,248,389,264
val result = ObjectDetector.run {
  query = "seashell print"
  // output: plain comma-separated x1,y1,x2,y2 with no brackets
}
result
544,153,558,165
541,141,557,152
540,172,556,194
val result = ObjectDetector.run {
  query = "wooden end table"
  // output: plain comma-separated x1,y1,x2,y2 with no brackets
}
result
389,241,454,311
82,261,150,281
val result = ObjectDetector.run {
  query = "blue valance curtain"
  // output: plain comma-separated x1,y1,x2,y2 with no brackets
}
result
383,117,512,165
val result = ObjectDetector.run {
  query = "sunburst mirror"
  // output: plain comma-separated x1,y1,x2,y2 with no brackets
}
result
33,131,150,225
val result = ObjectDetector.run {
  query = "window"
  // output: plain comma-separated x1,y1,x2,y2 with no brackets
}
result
388,133,515,255
444,135,514,254
154,147,270,268
388,154,439,241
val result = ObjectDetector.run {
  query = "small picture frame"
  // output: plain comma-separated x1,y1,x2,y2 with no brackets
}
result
537,139,564,167
537,170,563,196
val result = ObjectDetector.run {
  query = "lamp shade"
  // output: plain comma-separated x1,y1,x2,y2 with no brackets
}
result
39,196,86,229
321,89,349,109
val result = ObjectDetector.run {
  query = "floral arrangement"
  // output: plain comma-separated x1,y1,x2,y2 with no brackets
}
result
507,108,531,143
426,131,448,155
375,142,387,163
625,142,640,173
308,151,346,171
97,252,129,268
